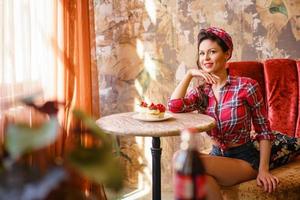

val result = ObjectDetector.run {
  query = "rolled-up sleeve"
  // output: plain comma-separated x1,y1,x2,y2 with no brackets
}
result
246,80,275,141
168,86,207,113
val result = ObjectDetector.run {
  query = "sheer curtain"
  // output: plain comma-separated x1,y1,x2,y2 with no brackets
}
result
0,0,64,152
0,0,104,198
0,0,64,103
0,0,100,144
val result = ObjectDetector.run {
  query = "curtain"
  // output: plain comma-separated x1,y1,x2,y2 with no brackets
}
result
61,0,105,198
0,0,104,198
0,0,64,147
62,0,99,133
0,0,64,106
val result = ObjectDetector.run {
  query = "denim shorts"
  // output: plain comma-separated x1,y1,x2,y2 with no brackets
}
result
210,141,260,170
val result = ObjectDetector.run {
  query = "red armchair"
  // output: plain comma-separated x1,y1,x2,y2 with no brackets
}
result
221,59,300,199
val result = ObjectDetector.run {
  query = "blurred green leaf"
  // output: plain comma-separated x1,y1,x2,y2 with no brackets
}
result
112,135,120,157
68,146,110,166
22,99,62,115
70,109,125,191
111,135,132,163
73,109,112,147
68,146,124,191
5,117,59,160
118,151,132,163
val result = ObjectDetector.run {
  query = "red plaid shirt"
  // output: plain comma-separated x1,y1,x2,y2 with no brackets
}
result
168,75,275,150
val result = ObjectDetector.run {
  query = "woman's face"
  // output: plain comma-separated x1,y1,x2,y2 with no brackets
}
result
198,39,229,75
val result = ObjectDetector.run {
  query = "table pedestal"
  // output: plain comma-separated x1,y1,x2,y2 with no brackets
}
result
151,137,162,200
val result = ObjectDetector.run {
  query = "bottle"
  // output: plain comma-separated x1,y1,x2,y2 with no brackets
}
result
174,128,206,200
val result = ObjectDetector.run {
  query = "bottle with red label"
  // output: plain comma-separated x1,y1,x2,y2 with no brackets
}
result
174,128,206,200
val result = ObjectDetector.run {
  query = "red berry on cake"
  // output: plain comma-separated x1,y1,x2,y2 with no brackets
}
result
149,103,157,110
156,103,166,113
140,101,148,107
138,101,166,119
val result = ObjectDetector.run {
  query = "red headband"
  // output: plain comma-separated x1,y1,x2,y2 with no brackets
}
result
204,27,233,59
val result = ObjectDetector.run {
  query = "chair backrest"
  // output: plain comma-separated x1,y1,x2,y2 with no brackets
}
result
228,59,299,137
227,61,266,100
263,59,298,137
295,60,300,137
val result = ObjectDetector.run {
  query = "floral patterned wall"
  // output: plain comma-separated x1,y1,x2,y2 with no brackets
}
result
93,0,300,196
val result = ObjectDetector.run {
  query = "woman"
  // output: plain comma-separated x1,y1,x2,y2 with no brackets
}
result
169,27,300,199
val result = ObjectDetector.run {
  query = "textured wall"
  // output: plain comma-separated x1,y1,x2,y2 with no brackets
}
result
94,0,300,195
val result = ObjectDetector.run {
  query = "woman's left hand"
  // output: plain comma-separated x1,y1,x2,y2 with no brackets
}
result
256,170,279,193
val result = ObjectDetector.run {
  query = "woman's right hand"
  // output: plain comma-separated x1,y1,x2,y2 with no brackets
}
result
170,68,219,100
188,69,219,84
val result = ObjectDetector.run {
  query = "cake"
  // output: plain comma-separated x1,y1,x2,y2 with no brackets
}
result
138,101,166,119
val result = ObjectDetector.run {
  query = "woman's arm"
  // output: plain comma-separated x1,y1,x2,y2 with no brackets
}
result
170,70,193,99
168,69,218,113
257,140,279,193
170,68,218,99
258,140,271,172
246,79,278,193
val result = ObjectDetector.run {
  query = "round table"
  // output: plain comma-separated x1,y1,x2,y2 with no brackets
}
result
96,112,216,200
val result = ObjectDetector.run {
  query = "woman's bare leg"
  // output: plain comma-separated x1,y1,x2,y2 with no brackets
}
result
173,151,257,199
200,154,258,186
205,175,223,200
173,152,223,199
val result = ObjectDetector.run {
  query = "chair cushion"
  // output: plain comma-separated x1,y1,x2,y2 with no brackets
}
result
221,159,300,200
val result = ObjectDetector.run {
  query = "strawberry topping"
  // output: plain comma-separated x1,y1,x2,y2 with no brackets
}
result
156,103,166,112
140,101,166,112
140,101,148,107
149,103,157,110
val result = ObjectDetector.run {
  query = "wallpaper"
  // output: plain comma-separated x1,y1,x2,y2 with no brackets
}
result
93,0,300,196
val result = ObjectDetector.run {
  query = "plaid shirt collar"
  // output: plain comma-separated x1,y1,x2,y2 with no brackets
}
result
207,74,233,94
